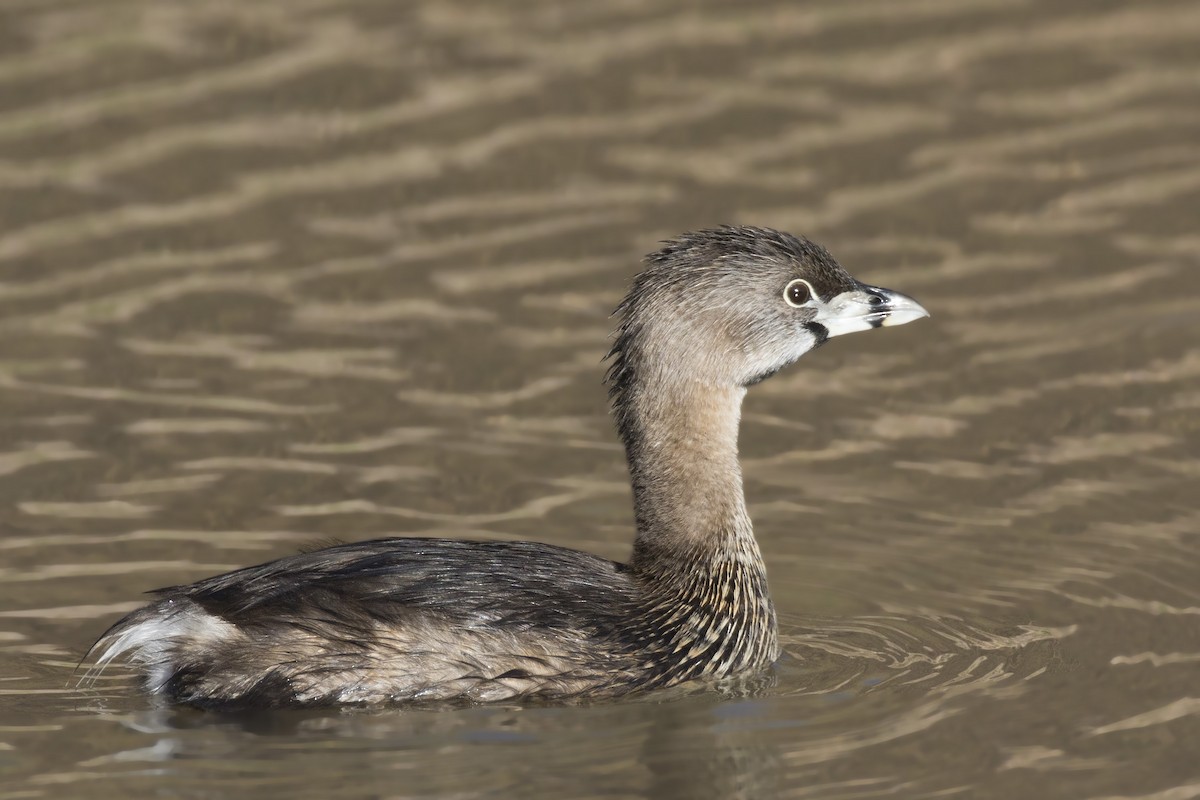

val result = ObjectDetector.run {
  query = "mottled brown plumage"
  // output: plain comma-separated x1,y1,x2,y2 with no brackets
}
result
84,226,927,708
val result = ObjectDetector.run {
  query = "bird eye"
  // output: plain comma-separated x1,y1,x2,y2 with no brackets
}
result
867,294,884,306
784,279,813,308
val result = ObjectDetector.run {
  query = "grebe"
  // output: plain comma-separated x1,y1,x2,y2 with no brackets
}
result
86,226,928,708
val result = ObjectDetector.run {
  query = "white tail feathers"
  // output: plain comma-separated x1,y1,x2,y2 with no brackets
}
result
81,601,235,692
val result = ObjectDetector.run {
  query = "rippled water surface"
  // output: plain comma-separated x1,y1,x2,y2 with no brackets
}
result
1,0,1198,797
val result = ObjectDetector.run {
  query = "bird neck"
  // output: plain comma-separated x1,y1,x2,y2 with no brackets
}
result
618,378,766,586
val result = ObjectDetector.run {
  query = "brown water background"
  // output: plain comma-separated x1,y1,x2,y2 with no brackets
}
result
1,0,1198,797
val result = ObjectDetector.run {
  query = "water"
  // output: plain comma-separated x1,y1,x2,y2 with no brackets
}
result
1,0,1198,797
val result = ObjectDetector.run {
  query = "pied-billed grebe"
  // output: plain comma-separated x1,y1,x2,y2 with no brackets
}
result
85,226,928,708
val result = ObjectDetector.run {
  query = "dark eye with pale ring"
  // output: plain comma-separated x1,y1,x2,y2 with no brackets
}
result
784,279,812,307
867,294,884,306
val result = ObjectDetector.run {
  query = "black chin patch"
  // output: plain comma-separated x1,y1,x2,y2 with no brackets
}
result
744,366,783,387
804,322,830,347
